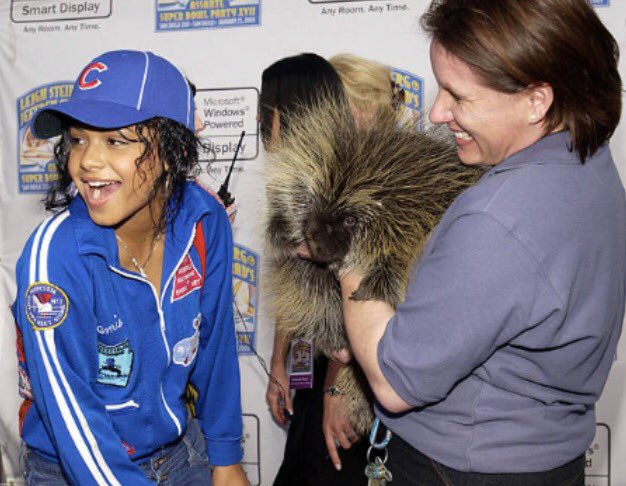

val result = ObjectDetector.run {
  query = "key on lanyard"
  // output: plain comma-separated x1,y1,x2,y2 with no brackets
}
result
365,447,393,485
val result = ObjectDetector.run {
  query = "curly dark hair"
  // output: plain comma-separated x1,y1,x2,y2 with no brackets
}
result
45,117,200,235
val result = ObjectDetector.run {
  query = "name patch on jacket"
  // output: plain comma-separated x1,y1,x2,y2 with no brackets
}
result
171,254,202,302
25,282,69,330
97,315,123,336
173,314,201,367
97,340,134,387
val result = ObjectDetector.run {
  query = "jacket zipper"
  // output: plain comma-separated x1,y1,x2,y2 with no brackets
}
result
109,266,181,435
107,224,198,437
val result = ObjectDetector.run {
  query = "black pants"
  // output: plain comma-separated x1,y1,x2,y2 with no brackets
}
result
273,357,369,486
388,434,585,486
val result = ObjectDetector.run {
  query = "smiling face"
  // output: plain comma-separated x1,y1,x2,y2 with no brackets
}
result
67,125,164,231
429,41,543,166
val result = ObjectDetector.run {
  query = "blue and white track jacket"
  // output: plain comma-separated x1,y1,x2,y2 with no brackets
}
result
12,181,243,485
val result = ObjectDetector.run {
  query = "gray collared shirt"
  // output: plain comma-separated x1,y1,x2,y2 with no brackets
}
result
377,131,626,473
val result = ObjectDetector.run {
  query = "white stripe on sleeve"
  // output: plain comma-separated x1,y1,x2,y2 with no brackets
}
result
29,215,54,284
38,212,70,282
36,211,121,485
44,331,121,486
36,331,109,485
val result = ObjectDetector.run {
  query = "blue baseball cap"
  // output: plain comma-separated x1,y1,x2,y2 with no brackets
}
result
32,50,195,139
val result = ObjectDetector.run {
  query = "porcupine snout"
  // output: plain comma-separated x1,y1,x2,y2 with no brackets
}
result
303,213,352,265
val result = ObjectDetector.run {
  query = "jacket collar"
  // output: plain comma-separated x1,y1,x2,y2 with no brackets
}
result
71,181,213,266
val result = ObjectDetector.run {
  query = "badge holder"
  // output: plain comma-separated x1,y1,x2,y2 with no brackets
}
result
288,338,314,390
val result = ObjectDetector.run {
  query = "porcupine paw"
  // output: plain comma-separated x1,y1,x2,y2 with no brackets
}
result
350,263,404,307
350,279,379,301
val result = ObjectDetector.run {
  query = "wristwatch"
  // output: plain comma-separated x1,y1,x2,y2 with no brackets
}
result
323,386,346,396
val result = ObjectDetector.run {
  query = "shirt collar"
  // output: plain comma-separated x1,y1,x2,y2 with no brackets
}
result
488,131,581,176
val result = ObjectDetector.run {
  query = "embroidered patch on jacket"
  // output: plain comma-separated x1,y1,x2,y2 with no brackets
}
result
173,314,201,367
25,282,69,330
15,325,33,400
18,367,33,400
97,340,134,387
171,254,203,302
121,440,136,456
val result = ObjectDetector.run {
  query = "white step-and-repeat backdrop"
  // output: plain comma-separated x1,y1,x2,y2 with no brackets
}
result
0,1,624,484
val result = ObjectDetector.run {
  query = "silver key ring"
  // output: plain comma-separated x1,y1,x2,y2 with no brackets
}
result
366,444,388,464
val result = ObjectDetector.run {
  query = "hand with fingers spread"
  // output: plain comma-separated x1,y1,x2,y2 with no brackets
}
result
323,360,361,471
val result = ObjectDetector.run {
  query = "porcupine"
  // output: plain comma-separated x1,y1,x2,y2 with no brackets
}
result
264,97,485,434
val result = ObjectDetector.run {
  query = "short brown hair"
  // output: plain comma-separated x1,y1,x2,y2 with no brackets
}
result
421,0,621,162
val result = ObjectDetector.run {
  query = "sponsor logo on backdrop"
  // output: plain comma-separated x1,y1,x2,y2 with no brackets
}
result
156,0,260,31
241,414,261,485
589,0,609,6
11,0,111,23
390,67,424,128
315,0,408,15
233,244,258,355
586,424,610,485
17,82,73,193
312,0,384,3
195,87,259,169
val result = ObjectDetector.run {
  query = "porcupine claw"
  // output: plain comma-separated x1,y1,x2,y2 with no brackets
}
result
350,256,406,308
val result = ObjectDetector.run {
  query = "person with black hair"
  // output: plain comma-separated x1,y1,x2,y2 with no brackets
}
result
12,50,248,486
262,53,367,486
263,52,403,486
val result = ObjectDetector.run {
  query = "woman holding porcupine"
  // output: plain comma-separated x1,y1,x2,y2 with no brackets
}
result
338,0,626,484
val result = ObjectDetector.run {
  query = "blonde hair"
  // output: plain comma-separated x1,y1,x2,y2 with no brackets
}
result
329,53,395,118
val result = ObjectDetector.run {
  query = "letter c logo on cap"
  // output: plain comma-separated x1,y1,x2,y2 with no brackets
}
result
79,62,108,90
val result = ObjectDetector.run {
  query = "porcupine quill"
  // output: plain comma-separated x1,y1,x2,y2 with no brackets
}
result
264,96,485,433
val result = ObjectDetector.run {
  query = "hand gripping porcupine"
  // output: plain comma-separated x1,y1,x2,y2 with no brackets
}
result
264,98,485,434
